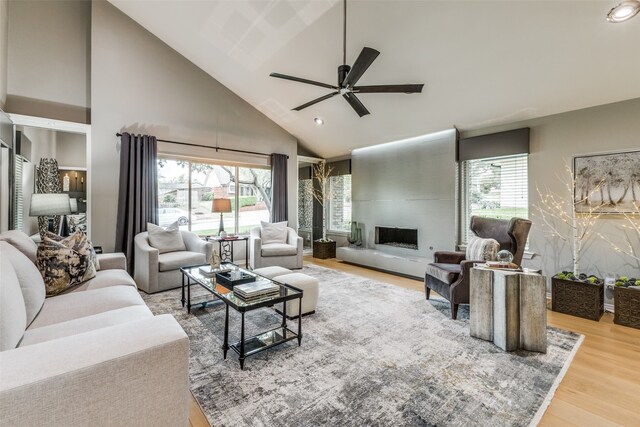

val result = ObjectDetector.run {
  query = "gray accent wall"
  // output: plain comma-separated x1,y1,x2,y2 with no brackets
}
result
464,97,640,304
91,1,297,252
5,0,91,123
0,0,7,110
352,129,457,260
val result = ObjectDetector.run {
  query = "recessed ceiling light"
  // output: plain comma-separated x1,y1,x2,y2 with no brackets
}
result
607,1,640,23
314,117,324,125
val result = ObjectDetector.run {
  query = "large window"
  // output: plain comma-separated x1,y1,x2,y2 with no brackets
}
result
157,158,271,236
328,174,352,232
460,154,528,242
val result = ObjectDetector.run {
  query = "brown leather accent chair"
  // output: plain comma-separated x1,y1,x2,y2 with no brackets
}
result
424,216,532,319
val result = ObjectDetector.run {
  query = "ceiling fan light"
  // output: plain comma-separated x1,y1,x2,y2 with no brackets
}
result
607,1,640,22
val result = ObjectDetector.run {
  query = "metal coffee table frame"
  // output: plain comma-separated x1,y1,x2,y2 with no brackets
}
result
180,263,303,369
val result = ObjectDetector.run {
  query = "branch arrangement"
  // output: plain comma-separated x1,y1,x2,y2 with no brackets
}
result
532,162,604,275
312,162,335,241
598,201,640,262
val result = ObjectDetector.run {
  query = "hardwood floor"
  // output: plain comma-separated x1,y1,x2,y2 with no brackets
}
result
188,257,640,427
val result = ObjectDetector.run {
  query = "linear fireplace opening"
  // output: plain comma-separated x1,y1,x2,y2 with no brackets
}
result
375,226,418,250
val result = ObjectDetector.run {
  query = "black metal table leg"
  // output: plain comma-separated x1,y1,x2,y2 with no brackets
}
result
298,296,302,346
282,298,287,329
245,242,249,268
239,312,246,370
181,272,185,307
187,276,191,313
223,304,229,359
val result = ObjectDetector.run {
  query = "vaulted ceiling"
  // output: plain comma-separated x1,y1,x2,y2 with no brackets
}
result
109,0,640,158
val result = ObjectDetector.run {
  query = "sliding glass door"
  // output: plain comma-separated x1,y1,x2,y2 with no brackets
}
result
157,158,271,236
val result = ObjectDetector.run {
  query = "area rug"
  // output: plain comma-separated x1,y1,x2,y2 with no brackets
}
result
142,264,582,427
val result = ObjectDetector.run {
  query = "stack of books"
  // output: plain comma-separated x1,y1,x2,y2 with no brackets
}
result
199,266,231,277
234,279,280,302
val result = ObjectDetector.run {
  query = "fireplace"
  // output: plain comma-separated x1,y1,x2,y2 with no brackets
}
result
375,226,418,250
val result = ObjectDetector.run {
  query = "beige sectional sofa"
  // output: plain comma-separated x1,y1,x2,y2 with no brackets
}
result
0,231,190,427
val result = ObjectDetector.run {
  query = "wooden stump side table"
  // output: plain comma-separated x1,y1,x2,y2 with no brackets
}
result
470,267,547,353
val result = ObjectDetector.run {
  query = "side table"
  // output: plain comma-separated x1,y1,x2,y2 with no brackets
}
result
206,236,249,268
470,267,547,353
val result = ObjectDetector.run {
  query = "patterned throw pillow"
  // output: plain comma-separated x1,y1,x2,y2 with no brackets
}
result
37,231,98,296
466,237,500,261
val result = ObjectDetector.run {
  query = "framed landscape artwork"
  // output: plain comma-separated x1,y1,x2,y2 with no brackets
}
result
574,150,640,214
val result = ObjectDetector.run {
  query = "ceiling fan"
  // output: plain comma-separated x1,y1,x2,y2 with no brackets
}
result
269,0,424,117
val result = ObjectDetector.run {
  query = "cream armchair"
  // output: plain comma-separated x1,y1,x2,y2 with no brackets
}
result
249,226,303,270
134,231,213,293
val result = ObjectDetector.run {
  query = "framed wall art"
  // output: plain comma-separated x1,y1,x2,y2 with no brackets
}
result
574,150,640,214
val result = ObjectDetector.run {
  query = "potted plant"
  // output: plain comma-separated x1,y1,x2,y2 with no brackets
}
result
312,162,336,259
600,202,640,328
534,162,605,320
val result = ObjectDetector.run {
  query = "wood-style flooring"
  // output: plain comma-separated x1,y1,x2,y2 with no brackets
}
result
188,257,640,427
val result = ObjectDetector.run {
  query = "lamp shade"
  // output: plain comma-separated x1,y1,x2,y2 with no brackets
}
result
29,193,72,216
69,198,78,213
212,198,232,213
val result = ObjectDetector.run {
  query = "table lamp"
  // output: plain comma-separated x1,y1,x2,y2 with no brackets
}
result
212,198,232,237
29,193,72,236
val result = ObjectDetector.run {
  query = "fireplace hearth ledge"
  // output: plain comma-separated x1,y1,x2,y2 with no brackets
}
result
336,247,432,279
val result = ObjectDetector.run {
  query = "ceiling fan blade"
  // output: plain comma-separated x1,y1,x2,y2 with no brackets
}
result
342,92,370,117
353,84,424,94
342,47,380,88
270,73,337,90
292,92,339,111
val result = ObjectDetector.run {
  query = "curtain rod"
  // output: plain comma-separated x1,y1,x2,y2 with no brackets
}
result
115,133,289,159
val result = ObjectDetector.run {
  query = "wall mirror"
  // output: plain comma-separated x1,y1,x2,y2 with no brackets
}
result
8,114,91,240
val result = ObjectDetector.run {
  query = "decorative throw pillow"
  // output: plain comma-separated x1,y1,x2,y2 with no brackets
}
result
46,230,100,273
1,241,45,326
260,221,288,245
37,231,97,296
147,221,186,254
466,237,500,261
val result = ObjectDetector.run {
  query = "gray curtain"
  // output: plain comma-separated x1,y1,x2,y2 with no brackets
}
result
115,133,158,272
271,153,288,223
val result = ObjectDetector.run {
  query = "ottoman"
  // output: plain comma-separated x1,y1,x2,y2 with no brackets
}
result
273,272,319,318
253,266,292,279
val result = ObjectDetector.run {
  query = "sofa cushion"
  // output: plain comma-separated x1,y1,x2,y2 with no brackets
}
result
28,286,146,329
1,242,45,326
426,263,463,285
65,269,137,293
158,251,206,272
21,305,152,347
0,229,39,263
261,243,298,257
260,221,288,245
0,250,27,351
147,221,186,254
466,237,500,261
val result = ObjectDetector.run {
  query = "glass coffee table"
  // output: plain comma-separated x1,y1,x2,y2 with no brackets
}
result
180,263,303,370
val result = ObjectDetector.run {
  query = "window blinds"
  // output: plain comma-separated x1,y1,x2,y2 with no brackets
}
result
460,154,528,243
13,156,23,230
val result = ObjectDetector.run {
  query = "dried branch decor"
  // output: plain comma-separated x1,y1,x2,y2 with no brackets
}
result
312,162,334,242
598,201,640,262
533,162,604,275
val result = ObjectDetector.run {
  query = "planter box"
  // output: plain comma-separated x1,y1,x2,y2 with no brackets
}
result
614,286,640,329
313,240,336,260
551,277,604,321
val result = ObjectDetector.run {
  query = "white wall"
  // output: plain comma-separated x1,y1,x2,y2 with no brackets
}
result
0,0,8,110
463,97,640,304
55,132,86,169
351,129,457,260
91,1,297,252
5,0,90,122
